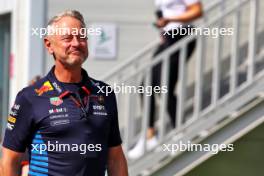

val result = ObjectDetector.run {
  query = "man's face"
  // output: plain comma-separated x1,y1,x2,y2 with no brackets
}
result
44,16,88,67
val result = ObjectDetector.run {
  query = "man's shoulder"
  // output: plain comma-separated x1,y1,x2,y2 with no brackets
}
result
18,77,49,99
89,76,109,88
88,76,116,98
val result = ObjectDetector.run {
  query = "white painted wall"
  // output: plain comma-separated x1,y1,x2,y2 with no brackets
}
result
4,0,46,105
0,0,14,13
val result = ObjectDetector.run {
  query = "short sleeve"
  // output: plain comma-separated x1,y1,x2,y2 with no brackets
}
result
183,0,200,6
155,0,162,8
2,90,35,152
107,93,122,147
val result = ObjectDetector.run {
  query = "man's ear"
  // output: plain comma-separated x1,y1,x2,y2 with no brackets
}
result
44,37,54,54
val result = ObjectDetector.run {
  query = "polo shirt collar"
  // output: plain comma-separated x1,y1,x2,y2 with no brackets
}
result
46,66,94,94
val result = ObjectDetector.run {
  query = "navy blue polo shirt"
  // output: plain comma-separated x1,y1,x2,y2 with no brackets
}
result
3,67,122,176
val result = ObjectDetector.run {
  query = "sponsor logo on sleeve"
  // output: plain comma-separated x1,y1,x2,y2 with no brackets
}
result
9,104,20,117
7,123,14,130
13,104,20,110
8,116,17,123
7,116,17,130
7,104,20,130
10,110,18,116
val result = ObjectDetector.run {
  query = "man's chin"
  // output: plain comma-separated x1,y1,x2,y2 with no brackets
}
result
66,57,86,66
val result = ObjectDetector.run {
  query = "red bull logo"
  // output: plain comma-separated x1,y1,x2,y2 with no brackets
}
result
35,81,54,96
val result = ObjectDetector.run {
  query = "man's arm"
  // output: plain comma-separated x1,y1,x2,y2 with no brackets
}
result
1,147,23,176
107,145,128,176
156,2,203,27
168,2,203,23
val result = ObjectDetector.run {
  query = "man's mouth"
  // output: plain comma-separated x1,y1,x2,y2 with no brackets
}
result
70,50,82,55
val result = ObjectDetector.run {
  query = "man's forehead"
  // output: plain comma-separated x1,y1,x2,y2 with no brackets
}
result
52,16,83,28
45,16,88,38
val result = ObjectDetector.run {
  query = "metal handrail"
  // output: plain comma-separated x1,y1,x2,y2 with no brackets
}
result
100,0,226,81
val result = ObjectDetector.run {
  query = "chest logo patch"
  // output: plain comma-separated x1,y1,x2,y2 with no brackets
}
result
50,97,63,106
92,105,108,116
49,107,67,114
35,81,54,96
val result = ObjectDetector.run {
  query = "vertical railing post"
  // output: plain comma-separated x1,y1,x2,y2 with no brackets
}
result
212,0,225,106
176,45,187,129
158,55,170,141
123,88,132,153
193,36,205,120
247,0,258,82
141,68,152,154
230,0,241,95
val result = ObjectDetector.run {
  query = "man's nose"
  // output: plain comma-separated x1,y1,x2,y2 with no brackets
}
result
71,36,81,46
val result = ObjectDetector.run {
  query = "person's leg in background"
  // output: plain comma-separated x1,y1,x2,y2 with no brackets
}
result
129,30,196,159
166,27,196,128
167,53,179,128
147,41,165,139
128,38,167,159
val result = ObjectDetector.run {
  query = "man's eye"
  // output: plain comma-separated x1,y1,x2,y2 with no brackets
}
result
61,36,73,41
78,35,88,40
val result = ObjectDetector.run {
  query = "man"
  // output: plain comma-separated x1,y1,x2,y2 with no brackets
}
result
1,10,128,176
